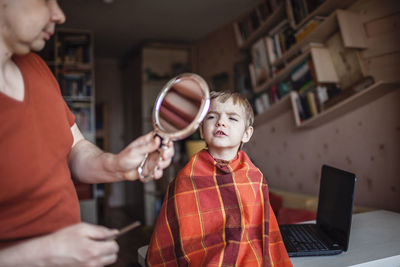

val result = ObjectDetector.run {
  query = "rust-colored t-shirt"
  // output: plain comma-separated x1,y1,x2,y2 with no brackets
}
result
0,53,80,249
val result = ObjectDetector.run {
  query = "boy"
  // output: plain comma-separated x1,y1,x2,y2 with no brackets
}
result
147,91,292,266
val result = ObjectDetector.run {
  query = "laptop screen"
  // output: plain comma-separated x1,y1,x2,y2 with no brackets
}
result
316,165,356,251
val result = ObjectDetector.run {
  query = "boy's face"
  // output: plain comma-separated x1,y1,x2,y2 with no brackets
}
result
0,0,65,55
200,97,253,160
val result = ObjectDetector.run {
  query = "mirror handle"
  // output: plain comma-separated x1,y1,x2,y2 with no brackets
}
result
137,153,154,182
137,145,168,182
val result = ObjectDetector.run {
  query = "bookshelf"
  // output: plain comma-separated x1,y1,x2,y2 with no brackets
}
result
272,9,367,68
231,0,392,130
286,0,355,30
234,0,355,51
253,44,338,93
236,3,286,50
254,92,293,127
39,28,97,223
291,81,400,128
40,28,96,143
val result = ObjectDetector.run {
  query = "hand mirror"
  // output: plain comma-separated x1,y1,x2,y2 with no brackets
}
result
137,73,210,181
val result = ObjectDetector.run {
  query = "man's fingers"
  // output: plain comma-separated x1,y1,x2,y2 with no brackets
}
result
84,224,118,240
128,131,160,150
123,169,138,181
100,253,118,266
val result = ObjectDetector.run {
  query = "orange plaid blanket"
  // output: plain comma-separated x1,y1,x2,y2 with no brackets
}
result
147,150,292,267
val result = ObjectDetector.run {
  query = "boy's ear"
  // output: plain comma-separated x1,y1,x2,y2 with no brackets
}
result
241,126,254,144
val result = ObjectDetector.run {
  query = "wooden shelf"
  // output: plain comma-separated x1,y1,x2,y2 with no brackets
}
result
253,45,338,94
291,0,355,30
254,92,294,127
239,3,286,50
254,47,311,93
63,96,92,102
272,9,367,68
294,82,400,128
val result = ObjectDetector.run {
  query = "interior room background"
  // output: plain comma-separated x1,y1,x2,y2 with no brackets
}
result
56,0,400,224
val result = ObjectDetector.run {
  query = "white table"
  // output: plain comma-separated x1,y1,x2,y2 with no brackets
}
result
291,210,400,267
138,210,400,267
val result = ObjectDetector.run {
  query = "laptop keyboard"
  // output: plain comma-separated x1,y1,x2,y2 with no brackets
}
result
280,224,329,252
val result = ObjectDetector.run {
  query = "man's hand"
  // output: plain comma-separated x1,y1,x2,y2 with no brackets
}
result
0,223,119,267
115,132,174,181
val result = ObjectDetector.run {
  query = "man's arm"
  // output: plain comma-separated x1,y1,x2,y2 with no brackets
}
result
69,123,174,184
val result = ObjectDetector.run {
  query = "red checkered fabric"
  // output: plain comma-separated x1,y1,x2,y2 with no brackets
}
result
147,150,292,267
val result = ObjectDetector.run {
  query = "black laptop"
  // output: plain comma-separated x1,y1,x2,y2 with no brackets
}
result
279,164,356,257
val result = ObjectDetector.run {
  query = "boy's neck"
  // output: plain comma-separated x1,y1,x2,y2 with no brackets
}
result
208,147,239,162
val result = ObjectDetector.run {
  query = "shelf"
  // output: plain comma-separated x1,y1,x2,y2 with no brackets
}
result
253,44,338,94
254,46,312,93
291,0,355,30
63,96,92,102
254,92,294,127
294,81,400,128
239,3,286,50
272,9,367,68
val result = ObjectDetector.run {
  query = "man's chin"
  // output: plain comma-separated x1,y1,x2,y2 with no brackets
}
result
30,40,46,52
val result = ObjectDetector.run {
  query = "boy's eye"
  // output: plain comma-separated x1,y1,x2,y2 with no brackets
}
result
207,115,215,120
229,117,238,121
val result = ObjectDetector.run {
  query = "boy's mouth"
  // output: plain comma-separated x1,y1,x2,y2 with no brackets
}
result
214,130,227,136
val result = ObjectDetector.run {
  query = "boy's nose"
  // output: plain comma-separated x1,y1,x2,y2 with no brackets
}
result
216,120,226,127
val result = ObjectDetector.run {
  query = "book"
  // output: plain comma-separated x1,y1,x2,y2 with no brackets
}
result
289,0,308,26
316,85,329,105
254,97,265,114
291,60,309,81
250,38,270,85
261,93,271,109
279,25,296,52
307,91,318,116
299,93,311,119
273,33,282,58
269,19,290,36
265,36,277,65
294,18,321,42
278,80,292,98
298,80,315,95
269,84,279,103
248,63,257,89
294,94,307,121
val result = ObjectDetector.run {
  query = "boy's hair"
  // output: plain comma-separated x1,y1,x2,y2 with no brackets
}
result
210,91,254,128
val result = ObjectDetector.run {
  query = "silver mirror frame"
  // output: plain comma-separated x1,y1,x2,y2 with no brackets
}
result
137,73,210,182
152,73,210,143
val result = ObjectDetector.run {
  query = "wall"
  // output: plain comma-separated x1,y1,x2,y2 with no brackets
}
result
246,0,400,212
193,22,241,90
246,90,400,212
194,0,400,212
95,57,125,207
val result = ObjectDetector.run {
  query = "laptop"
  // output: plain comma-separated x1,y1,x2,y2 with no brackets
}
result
279,164,356,257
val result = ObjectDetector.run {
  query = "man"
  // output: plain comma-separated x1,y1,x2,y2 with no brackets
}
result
0,1,174,266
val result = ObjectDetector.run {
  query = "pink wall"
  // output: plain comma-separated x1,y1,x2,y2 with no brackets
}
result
194,0,400,212
246,90,400,212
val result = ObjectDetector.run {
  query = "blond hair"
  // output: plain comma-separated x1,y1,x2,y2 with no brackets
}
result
209,91,254,129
